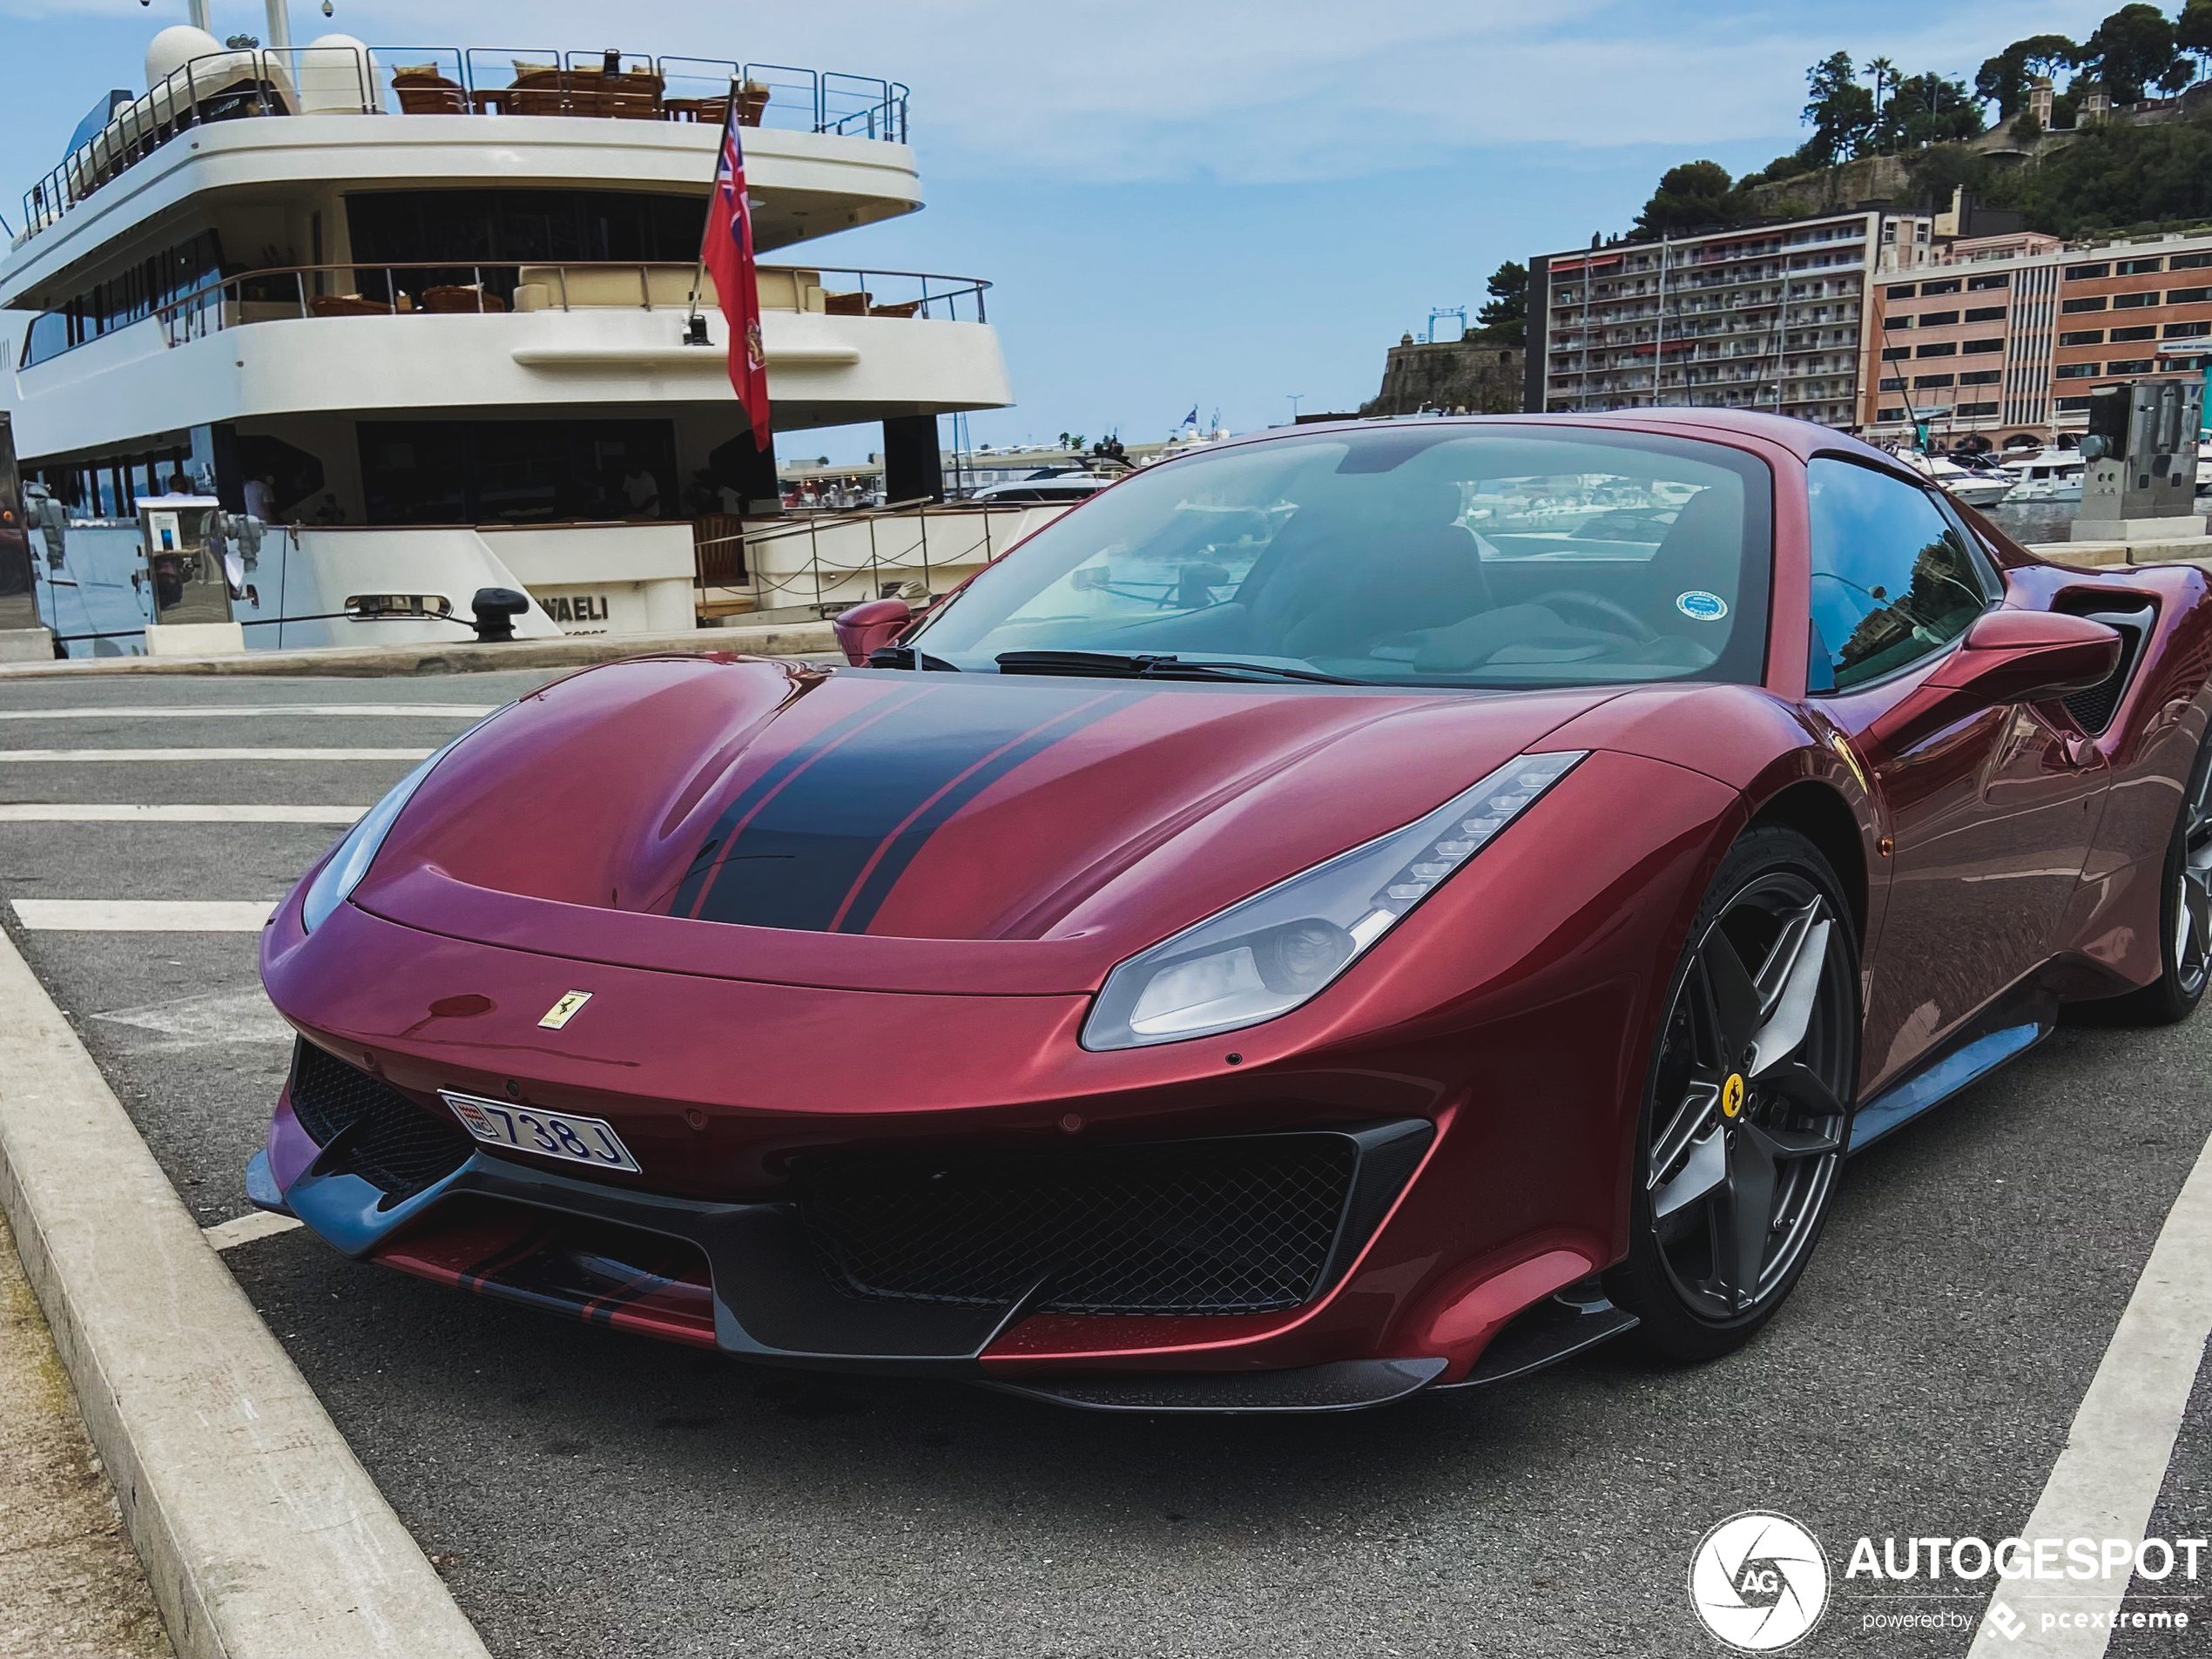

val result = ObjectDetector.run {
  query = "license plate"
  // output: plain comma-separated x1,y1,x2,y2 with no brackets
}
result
439,1090,642,1173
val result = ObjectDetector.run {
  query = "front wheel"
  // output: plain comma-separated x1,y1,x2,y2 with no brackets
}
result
1607,826,1860,1363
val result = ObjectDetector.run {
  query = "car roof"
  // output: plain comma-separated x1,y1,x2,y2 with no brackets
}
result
1190,409,1895,469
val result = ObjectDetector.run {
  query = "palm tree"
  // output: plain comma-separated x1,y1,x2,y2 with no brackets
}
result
1864,57,1898,150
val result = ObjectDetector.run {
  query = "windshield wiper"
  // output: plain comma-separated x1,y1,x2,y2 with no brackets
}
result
867,644,961,671
994,650,1362,685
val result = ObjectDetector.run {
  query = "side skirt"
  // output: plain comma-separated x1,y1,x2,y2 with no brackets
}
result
1846,995,2056,1156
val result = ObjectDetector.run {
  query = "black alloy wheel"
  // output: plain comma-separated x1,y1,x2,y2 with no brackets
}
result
2095,730,2212,1026
1609,827,1859,1361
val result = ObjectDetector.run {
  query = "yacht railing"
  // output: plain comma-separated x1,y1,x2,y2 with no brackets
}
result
125,261,988,355
17,45,908,244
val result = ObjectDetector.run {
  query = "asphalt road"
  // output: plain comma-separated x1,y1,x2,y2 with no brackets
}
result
3,670,2209,1658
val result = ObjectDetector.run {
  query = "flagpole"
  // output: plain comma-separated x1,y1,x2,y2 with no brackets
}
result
685,80,738,336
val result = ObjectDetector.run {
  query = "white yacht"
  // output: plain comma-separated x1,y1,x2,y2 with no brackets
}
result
1,4,1015,656
1890,449,2012,509
1996,449,2086,504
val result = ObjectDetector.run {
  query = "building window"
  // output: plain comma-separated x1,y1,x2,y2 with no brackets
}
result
2111,324,2158,341
2165,320,2212,339
1882,346,1910,361
2113,292,2157,309
2056,395,2094,411
2055,362,2099,378
1962,338,2005,354
1920,278,1960,294
2065,263,2112,280
1878,406,1907,421
2171,253,2212,271
1963,306,2007,323
1959,369,2002,385
2060,329,2107,346
1966,273,2011,291
1884,315,1914,331
2106,358,2155,374
1919,310,1960,327
2061,296,2109,314
2168,286,2211,304
1885,283,1916,300
1914,341,1958,358
1878,377,1906,391
1957,402,2000,417
1913,374,1956,388
2118,258,2165,275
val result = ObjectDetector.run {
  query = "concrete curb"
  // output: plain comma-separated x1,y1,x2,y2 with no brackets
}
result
0,924,490,1659
0,620,840,679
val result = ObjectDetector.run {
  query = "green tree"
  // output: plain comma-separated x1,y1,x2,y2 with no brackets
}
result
2176,0,2212,82
1975,34,2080,117
1634,159,1741,235
1476,260,1527,348
1985,111,2212,233
1799,52,1878,165
2079,3,2179,102
1904,143,1994,212
1874,72,1986,149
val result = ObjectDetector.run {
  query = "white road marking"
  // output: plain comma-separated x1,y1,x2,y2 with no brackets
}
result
1979,1121,2212,1653
0,705,490,721
12,900,278,932
0,804,365,823
201,1211,304,1251
92,987,295,1049
0,749,433,763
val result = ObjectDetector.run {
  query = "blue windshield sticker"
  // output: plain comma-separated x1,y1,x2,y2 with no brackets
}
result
1676,590,1729,622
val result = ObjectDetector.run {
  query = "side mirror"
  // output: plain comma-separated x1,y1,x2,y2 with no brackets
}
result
831,597,911,666
1926,609,2121,704
1871,609,2121,753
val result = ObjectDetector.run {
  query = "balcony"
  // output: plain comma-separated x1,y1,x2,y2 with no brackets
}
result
18,44,907,244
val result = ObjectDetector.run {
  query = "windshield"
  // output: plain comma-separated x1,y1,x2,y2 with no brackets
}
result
913,424,1772,687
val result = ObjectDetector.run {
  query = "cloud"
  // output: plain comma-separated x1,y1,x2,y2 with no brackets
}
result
354,0,2114,182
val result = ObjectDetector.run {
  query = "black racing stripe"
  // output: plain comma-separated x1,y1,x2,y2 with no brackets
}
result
455,1222,561,1293
833,690,1144,934
668,687,927,919
693,684,1121,931
581,1247,694,1326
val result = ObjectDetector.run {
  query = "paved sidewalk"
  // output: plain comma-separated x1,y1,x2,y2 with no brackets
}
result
0,1212,169,1659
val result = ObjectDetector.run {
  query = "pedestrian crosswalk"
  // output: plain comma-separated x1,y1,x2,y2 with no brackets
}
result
11,900,279,932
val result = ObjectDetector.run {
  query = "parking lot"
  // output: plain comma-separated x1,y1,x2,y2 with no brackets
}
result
3,670,2209,1657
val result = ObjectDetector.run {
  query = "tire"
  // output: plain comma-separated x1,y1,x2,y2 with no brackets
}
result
1606,826,1860,1363
2087,731,2212,1028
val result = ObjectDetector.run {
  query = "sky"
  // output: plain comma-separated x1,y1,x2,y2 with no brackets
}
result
0,0,2128,462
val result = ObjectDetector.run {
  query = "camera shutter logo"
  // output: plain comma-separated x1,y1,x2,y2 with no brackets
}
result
1688,1511,1830,1651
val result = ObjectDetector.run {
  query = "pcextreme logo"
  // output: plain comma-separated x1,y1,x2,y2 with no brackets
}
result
1689,1511,1832,1652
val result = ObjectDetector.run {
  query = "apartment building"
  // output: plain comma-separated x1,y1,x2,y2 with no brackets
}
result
1863,230,2212,446
1524,208,1938,424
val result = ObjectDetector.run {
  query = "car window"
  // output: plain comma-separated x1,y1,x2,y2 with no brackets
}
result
1806,458,1993,692
914,425,1773,689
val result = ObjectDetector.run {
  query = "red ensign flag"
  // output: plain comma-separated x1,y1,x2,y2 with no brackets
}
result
702,98,771,452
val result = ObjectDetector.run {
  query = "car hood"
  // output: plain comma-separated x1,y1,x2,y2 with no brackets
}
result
352,657,1622,994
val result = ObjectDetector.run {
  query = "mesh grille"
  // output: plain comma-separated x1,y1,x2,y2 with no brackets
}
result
799,1136,1358,1315
2060,607,2150,736
290,1039,473,1204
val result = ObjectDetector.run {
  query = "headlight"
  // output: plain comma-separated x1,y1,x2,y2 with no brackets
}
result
1082,751,1585,1050
300,734,471,932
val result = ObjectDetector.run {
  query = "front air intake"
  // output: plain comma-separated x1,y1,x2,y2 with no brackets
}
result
288,1038,473,1206
797,1121,1428,1317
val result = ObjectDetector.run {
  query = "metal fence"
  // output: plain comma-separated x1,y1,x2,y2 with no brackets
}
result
18,44,909,242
